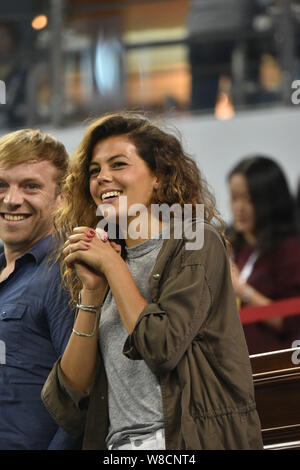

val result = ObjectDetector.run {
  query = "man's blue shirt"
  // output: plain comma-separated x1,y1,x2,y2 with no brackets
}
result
0,235,75,449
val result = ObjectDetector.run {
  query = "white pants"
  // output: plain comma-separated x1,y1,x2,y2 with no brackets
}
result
108,428,165,450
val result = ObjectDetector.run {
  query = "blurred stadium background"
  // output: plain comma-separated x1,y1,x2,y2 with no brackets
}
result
0,0,299,222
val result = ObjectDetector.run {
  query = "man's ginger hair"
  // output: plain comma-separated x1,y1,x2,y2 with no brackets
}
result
0,129,69,192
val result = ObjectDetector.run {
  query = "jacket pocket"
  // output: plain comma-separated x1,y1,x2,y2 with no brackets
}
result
0,304,27,354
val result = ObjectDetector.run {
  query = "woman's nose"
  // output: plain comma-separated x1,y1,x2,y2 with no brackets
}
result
96,168,113,183
232,199,244,212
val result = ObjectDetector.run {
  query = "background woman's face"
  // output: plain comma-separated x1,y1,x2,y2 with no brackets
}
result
229,173,255,235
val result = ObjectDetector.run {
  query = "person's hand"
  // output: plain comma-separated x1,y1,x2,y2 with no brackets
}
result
229,259,244,297
63,227,122,290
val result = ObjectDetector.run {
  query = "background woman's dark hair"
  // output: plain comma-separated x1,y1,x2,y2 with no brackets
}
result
227,155,297,254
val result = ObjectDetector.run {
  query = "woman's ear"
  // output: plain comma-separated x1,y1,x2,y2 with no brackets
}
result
151,177,160,204
153,176,160,190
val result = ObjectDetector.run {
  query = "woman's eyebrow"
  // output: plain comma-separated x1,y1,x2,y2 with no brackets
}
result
89,154,129,167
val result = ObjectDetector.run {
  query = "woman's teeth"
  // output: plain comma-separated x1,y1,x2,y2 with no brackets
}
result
101,191,121,201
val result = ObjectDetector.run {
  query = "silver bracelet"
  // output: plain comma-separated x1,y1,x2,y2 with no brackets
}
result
76,292,100,312
76,304,98,314
72,293,101,337
72,309,100,337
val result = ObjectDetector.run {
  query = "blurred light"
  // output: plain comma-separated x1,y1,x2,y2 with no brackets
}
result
95,37,122,94
32,15,48,31
124,27,186,44
252,15,273,32
215,92,235,120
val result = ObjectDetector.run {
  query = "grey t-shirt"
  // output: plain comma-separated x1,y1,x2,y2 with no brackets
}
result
99,234,165,448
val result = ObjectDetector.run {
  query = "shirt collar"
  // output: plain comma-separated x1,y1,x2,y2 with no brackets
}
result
26,234,56,264
0,249,5,270
0,234,56,268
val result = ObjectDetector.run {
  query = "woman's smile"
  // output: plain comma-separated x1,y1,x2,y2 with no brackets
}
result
89,135,159,223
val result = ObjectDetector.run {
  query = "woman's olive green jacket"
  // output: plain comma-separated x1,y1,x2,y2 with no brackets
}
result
42,223,263,450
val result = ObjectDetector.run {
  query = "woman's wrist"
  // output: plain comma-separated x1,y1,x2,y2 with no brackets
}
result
101,250,124,277
239,283,272,307
81,286,107,306
240,284,254,304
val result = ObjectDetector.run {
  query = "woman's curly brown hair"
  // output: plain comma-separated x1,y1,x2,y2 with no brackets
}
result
54,111,225,302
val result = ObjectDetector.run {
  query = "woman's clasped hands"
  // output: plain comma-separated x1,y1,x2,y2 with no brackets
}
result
62,226,122,290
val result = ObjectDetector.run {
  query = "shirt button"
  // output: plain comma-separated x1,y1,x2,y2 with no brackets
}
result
152,274,160,279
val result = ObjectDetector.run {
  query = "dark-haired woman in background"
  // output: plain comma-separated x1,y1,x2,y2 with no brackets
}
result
228,155,300,355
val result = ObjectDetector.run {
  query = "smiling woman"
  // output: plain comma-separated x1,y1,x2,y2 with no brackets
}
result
42,111,263,450
53,111,221,300
88,135,160,239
